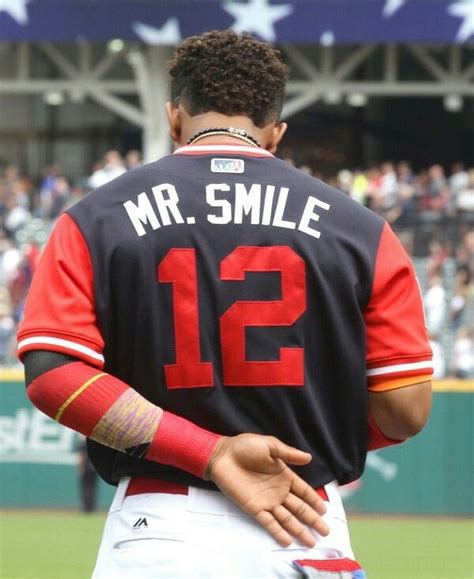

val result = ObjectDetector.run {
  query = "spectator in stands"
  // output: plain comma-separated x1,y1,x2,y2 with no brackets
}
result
426,240,447,280
380,162,398,210
7,241,40,325
0,294,15,364
125,150,143,170
47,176,71,220
38,163,62,216
424,276,446,335
455,169,474,217
2,177,31,237
351,170,368,204
77,438,99,513
3,165,22,195
0,237,21,287
336,169,353,196
392,182,416,228
451,327,474,379
396,161,414,185
456,231,474,285
449,282,468,331
427,164,447,198
449,162,469,196
364,166,382,211
88,150,126,190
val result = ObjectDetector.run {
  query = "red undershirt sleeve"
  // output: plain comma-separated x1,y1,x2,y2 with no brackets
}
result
17,213,105,368
364,222,433,391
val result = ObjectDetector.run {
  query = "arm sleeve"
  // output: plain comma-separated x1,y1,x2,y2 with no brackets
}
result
17,213,105,368
364,222,433,391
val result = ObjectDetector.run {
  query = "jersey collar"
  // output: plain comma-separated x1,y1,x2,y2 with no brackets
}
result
173,144,274,158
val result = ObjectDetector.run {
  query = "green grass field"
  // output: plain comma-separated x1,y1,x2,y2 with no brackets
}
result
0,512,472,579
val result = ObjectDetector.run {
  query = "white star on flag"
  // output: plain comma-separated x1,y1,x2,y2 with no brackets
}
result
0,0,29,25
448,0,474,42
132,18,181,45
222,0,293,42
320,30,335,46
382,0,407,18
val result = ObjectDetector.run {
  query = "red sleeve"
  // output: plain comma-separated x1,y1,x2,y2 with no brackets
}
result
17,213,105,368
364,222,432,389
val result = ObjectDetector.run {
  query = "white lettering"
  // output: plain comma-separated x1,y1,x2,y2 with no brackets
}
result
206,183,232,224
0,409,29,453
272,187,296,230
261,185,275,226
28,411,73,452
298,196,330,239
234,183,261,224
124,193,160,237
0,409,79,464
122,182,330,240
152,183,184,226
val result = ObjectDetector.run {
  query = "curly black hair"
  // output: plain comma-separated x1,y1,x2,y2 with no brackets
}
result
168,30,289,128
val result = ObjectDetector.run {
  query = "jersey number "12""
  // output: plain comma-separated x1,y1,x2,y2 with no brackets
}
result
158,246,306,389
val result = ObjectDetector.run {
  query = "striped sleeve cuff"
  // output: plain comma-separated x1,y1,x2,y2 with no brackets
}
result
368,374,432,392
367,360,433,378
17,334,104,368
367,357,433,387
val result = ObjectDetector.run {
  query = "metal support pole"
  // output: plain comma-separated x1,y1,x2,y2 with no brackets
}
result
16,44,30,79
129,46,172,163
145,46,172,162
384,44,398,82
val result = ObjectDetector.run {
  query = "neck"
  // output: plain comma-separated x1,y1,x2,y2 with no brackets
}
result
180,113,263,147
187,127,260,148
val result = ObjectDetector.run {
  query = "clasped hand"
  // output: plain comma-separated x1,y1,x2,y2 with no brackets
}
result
206,433,330,548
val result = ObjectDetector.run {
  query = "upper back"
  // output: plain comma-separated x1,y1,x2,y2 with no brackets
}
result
68,144,386,486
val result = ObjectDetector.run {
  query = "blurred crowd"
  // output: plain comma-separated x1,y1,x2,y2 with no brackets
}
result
423,231,474,380
1,151,473,378
332,161,474,226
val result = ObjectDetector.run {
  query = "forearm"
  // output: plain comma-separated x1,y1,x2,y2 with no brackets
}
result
25,354,220,478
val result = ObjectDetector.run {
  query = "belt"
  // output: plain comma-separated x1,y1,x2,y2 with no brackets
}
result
125,476,329,502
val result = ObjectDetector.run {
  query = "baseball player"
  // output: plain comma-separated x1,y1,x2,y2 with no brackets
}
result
18,31,432,578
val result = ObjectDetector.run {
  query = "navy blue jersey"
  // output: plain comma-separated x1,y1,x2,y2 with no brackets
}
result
18,144,432,488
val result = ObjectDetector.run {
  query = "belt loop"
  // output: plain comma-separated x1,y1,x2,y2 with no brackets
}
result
110,477,131,513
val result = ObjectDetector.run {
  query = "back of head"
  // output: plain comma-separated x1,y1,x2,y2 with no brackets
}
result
168,30,289,128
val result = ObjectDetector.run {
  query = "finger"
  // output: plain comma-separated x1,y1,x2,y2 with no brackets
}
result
269,438,312,466
290,475,327,517
272,505,316,548
254,510,292,548
284,493,330,537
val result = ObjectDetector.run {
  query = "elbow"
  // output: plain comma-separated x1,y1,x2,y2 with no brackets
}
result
369,380,432,440
26,376,44,412
398,405,430,438
392,386,432,439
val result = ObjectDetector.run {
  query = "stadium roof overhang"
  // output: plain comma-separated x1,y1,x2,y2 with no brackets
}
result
1,0,473,161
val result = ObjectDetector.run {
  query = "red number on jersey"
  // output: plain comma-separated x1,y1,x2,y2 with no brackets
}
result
220,246,306,386
158,246,306,389
158,249,214,389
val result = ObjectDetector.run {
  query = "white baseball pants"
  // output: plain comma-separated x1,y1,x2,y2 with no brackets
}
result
92,478,356,579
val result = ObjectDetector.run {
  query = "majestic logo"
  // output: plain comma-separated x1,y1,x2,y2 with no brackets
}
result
211,158,245,174
133,517,148,529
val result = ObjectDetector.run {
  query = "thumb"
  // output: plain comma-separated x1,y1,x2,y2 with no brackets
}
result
269,439,312,466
